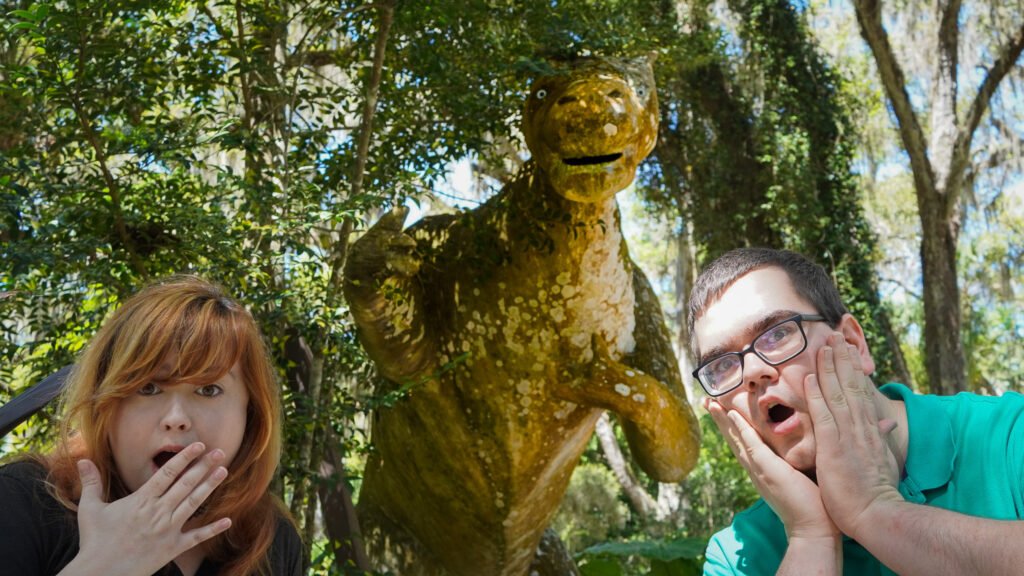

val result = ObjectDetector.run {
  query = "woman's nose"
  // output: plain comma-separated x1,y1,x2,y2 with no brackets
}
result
160,398,192,431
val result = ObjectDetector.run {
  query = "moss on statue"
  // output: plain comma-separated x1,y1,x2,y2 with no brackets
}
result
344,54,700,576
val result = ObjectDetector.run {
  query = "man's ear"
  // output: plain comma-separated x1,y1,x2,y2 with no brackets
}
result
837,313,876,375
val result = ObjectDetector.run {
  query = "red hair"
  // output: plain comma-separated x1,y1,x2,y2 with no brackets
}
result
46,275,291,576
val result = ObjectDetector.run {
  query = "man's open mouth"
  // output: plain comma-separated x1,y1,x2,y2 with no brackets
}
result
768,404,795,424
562,152,623,166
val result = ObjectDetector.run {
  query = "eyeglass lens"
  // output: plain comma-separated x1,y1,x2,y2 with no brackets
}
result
699,319,805,393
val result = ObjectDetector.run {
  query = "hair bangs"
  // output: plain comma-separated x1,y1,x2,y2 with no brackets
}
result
170,299,247,387
90,308,176,400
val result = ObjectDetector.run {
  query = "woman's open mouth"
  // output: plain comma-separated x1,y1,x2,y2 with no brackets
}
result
153,450,179,468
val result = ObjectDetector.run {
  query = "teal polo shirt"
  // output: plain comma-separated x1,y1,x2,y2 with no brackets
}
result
703,384,1024,575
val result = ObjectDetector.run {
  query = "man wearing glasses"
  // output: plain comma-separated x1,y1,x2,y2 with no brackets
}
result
691,247,1024,575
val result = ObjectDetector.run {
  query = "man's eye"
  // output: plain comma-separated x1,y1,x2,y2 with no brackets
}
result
762,325,796,347
709,356,739,376
196,384,223,398
137,383,160,396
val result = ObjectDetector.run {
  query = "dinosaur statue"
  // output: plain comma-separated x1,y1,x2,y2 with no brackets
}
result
343,54,700,576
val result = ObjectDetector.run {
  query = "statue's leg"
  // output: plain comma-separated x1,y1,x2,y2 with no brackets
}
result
357,461,452,576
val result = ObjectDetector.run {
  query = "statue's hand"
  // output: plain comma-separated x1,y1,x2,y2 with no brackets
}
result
349,207,421,283
343,206,436,383
554,334,698,482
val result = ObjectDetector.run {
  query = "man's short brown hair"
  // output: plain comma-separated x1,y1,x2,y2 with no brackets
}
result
688,248,847,357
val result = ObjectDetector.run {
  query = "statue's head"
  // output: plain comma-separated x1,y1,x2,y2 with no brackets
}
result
523,54,659,203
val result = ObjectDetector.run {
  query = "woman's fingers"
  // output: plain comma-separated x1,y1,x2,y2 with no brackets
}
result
137,441,230,532
143,442,206,498
76,459,106,508
170,463,228,526
182,517,233,550
160,446,225,508
69,445,234,575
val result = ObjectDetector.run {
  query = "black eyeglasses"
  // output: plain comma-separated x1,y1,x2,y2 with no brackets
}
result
693,314,826,397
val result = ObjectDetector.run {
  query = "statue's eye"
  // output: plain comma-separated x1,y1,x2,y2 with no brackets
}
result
535,88,548,100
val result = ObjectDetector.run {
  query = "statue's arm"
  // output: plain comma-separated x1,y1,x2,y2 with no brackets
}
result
619,267,700,479
343,208,438,384
553,266,700,482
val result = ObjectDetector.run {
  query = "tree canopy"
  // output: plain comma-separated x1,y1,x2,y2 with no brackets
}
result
3,0,1023,573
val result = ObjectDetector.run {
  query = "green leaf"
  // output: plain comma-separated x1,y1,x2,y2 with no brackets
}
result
579,538,706,562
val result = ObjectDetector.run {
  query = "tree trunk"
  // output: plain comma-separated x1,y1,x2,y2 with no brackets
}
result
594,413,659,520
282,331,323,541
318,434,371,573
674,225,704,404
876,306,914,388
918,201,966,395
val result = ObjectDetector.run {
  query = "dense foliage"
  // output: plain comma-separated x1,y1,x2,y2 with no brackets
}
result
3,0,1019,573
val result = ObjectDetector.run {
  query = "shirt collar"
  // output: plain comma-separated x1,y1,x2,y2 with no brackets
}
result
880,383,955,496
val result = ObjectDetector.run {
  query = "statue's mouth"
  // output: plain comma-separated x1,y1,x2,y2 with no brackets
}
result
562,152,623,166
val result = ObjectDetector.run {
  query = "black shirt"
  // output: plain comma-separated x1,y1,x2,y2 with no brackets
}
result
0,460,304,576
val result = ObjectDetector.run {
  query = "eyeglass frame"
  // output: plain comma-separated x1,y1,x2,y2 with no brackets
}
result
692,313,827,397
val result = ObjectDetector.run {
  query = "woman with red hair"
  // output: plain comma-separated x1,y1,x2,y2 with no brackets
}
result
0,276,302,576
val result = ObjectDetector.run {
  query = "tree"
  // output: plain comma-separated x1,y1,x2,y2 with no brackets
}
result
851,0,1024,394
0,1,395,571
2,0,933,572
642,0,910,386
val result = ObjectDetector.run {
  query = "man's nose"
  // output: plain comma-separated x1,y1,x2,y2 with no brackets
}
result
160,397,192,431
743,353,778,391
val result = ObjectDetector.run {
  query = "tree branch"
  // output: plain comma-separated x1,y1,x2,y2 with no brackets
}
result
227,1,255,130
951,21,1024,211
879,274,922,301
929,0,962,218
60,41,147,279
329,0,395,292
852,0,936,197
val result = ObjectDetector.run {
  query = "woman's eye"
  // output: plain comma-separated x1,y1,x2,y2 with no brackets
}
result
137,383,160,396
196,384,223,397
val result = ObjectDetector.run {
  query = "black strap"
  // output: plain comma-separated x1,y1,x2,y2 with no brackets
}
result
0,366,73,438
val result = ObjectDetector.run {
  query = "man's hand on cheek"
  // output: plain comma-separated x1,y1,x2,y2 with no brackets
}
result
805,334,901,540
705,399,838,540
